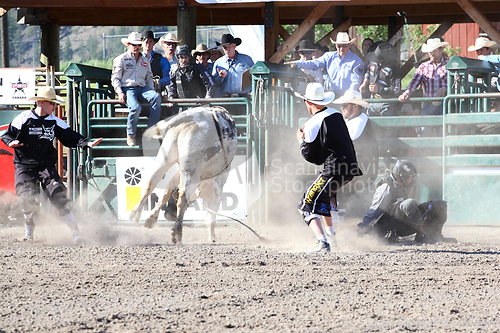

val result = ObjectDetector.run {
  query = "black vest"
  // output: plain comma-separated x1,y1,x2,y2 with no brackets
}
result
150,52,163,78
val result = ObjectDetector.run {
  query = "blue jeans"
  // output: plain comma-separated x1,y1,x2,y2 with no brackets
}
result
123,86,161,137
419,103,443,137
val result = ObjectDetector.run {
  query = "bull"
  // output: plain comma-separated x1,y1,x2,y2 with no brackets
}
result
129,106,237,244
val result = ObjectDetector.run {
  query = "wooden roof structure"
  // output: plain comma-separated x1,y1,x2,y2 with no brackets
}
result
1,0,499,65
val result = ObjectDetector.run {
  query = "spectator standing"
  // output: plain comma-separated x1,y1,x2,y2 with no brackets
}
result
167,45,214,100
111,32,161,146
210,45,224,64
212,34,255,98
160,33,180,68
141,30,171,93
296,82,362,252
1,86,103,243
193,43,213,73
359,41,402,116
468,36,497,57
287,32,364,97
295,40,324,93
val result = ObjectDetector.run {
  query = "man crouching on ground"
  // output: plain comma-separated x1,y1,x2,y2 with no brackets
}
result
357,160,457,243
296,83,363,253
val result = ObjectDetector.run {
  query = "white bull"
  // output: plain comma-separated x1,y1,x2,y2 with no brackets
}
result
129,106,238,244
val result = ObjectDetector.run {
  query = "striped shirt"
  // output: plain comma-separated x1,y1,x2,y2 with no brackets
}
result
403,56,449,98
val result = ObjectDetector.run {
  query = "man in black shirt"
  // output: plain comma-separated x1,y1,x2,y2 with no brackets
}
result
1,87,102,243
296,83,362,252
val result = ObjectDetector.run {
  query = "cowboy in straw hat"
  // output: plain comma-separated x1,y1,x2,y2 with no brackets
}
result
212,33,254,99
112,32,162,146
210,44,224,63
121,32,142,46
468,36,497,57
296,82,362,253
160,33,179,65
399,37,450,135
333,89,370,110
359,41,402,116
1,85,103,243
192,44,213,73
286,32,364,97
27,85,65,104
332,89,379,221
141,30,171,93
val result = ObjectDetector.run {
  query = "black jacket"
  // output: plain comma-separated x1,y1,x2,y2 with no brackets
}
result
1,109,90,168
300,107,362,177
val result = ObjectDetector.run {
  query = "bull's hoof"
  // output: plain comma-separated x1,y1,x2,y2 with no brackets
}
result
172,229,183,245
441,237,458,243
144,217,158,229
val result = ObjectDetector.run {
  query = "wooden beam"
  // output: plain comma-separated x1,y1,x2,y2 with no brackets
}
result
279,25,291,41
388,26,405,46
317,18,352,46
455,0,500,45
400,22,454,78
268,1,332,63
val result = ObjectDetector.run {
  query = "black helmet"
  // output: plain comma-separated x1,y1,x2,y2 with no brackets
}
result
175,44,190,57
392,160,417,185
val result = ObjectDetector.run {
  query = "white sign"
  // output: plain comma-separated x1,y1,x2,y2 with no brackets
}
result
0,68,36,105
116,156,247,221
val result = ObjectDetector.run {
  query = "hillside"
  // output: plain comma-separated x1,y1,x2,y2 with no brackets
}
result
3,9,229,70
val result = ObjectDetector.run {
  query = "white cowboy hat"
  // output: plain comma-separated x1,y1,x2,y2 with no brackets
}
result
294,82,335,105
27,86,65,105
468,37,497,51
121,32,142,46
192,44,212,57
333,89,370,108
330,32,356,45
421,38,449,53
160,33,178,45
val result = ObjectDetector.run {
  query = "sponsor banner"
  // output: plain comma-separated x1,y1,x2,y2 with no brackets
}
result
0,68,36,105
116,156,247,221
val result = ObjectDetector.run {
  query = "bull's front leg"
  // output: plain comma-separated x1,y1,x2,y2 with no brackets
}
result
145,188,175,229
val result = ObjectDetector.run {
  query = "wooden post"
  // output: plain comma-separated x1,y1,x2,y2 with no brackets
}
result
177,3,196,52
1,11,8,68
265,2,279,61
40,24,60,71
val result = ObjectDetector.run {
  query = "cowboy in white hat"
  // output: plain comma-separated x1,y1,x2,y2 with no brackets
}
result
296,82,362,253
287,32,364,97
468,36,497,57
160,33,179,66
192,43,213,72
111,32,162,146
142,30,171,93
1,86,103,244
399,37,450,135
331,89,379,222
212,33,254,99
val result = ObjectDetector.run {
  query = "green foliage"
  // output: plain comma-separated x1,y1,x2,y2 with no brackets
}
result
357,25,389,42
60,58,113,72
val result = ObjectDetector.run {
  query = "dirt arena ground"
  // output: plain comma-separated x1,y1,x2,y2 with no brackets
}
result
1,216,500,333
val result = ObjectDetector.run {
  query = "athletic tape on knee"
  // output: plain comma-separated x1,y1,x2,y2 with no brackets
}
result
304,213,322,225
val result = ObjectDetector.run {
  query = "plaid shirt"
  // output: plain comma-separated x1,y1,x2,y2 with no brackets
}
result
403,56,449,98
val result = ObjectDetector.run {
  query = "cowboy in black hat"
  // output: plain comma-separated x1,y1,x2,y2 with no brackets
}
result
359,41,402,116
142,30,171,93
294,40,324,93
212,33,254,101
